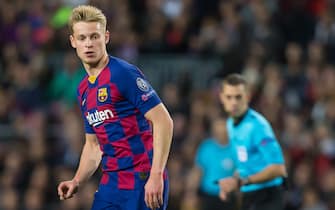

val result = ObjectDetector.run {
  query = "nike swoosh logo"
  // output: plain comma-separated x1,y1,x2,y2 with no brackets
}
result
93,121,103,127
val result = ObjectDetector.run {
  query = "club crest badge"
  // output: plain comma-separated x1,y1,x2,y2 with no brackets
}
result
98,87,108,102
139,172,149,180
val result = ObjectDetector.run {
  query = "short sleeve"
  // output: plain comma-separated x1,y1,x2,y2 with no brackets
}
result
116,66,161,114
82,112,95,134
253,122,284,164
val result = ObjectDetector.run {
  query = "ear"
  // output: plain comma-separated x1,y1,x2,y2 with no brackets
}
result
69,35,76,48
105,30,110,44
245,89,251,102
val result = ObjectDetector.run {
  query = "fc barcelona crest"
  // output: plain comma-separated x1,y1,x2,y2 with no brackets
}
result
98,87,108,102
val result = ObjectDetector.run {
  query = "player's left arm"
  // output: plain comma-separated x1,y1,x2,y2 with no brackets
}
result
116,65,174,174
115,65,173,208
145,103,173,174
144,103,173,209
242,122,287,185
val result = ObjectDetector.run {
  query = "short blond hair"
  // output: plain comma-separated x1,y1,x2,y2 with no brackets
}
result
68,5,107,34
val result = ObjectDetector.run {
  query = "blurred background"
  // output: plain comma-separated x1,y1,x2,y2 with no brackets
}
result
0,0,335,209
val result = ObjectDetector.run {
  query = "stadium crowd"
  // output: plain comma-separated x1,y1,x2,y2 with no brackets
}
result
0,0,335,209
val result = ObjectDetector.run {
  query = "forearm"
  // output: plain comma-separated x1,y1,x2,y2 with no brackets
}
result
73,140,102,184
150,117,173,174
246,164,286,184
144,104,173,175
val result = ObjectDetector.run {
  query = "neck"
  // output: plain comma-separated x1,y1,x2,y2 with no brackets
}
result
84,53,109,76
233,108,248,126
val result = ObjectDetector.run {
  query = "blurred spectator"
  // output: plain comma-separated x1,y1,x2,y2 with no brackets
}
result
319,168,335,210
0,187,20,210
256,62,284,131
314,8,335,63
307,41,326,67
301,187,329,210
23,188,45,210
48,51,85,107
283,42,309,111
167,154,184,210
285,160,314,210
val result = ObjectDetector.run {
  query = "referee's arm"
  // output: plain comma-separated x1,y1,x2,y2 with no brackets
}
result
244,164,286,184
247,133,287,184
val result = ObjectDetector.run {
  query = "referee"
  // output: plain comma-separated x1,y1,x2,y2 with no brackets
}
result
218,73,287,210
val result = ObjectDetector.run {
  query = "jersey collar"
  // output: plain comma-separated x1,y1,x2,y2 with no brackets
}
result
233,109,249,126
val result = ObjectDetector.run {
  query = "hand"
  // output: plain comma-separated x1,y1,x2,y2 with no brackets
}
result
144,172,164,209
218,177,238,201
57,179,79,200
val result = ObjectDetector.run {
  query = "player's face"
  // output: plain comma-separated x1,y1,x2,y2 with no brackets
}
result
220,84,249,118
70,21,109,66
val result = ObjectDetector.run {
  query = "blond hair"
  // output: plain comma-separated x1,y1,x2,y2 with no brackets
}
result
68,5,107,34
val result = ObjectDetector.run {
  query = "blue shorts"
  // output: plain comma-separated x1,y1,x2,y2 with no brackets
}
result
91,180,169,210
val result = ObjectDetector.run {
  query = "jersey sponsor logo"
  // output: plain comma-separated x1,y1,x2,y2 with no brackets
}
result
98,87,108,102
86,109,114,127
136,78,150,92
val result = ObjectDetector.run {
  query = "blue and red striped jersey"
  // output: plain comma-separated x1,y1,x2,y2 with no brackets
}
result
77,56,163,189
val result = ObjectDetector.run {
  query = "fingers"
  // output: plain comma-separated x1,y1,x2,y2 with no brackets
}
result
145,191,163,209
158,192,163,206
144,191,151,209
57,183,66,200
65,185,75,199
152,193,163,209
145,191,154,209
57,181,77,201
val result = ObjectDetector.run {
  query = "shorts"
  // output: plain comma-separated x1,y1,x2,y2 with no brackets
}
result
91,180,169,210
199,190,238,210
241,185,284,210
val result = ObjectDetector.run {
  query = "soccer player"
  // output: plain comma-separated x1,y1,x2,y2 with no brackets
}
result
57,5,173,210
218,73,287,210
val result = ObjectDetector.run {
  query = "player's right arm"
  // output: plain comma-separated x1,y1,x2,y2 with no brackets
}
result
57,133,102,200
